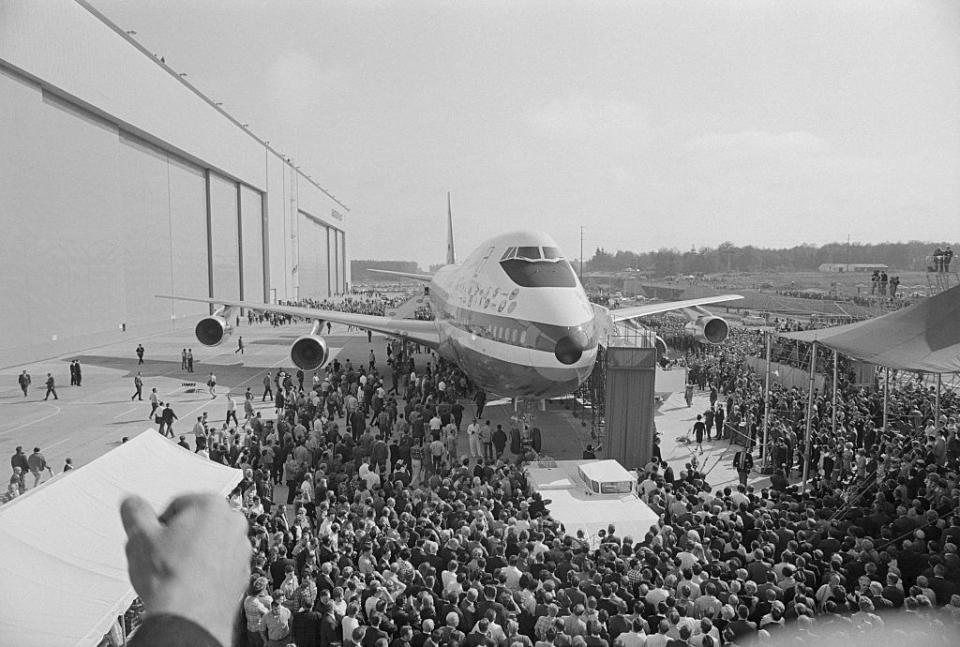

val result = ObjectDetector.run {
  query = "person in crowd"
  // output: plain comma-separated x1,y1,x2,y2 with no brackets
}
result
27,446,53,487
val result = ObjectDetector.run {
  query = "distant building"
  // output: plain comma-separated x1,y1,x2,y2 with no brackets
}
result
818,263,888,273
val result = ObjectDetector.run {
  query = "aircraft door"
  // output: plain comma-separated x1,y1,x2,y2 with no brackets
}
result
473,246,495,277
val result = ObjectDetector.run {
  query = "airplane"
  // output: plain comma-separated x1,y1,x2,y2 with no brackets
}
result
159,202,741,399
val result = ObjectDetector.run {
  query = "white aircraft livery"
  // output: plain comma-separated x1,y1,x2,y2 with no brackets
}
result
159,213,740,398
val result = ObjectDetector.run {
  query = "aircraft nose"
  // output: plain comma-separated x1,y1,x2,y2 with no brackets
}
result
555,329,589,365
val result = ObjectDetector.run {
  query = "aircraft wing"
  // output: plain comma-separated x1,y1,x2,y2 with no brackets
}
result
610,294,743,323
366,269,433,282
156,295,441,348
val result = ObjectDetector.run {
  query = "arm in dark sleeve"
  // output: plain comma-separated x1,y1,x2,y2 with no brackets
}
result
129,614,223,647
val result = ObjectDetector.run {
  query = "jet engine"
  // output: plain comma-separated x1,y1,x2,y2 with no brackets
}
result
195,316,233,347
684,316,729,344
290,334,330,371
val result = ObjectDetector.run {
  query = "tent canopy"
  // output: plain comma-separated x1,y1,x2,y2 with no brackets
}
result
0,432,242,647
780,283,960,373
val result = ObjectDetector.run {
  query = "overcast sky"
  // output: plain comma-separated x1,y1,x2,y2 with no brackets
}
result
92,0,960,268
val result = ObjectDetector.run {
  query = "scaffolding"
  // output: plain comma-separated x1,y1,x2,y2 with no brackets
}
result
573,324,661,452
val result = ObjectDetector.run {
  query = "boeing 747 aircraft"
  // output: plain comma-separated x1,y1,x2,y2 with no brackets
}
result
159,208,740,398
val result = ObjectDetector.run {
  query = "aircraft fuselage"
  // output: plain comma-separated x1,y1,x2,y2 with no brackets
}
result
424,231,599,398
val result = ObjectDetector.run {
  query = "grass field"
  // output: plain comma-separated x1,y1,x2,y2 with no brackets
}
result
643,267,954,319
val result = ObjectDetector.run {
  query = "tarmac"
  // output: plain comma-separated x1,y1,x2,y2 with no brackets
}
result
0,319,770,499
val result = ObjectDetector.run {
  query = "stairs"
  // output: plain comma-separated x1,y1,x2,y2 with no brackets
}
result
925,270,958,296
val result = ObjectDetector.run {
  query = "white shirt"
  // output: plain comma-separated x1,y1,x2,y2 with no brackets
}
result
342,616,359,644
615,631,646,647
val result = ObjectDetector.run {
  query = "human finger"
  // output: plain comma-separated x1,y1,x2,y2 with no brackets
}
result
157,492,220,525
120,495,162,540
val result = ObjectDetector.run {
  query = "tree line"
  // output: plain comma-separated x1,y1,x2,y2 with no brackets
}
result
585,240,958,276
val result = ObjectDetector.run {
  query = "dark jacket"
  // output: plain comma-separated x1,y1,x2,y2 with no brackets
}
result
293,610,324,647
129,615,220,647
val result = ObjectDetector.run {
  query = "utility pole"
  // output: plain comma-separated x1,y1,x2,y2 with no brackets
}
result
580,226,584,280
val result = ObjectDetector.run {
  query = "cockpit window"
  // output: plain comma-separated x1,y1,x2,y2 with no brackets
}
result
542,246,563,260
500,246,517,261
517,246,541,260
499,258,578,288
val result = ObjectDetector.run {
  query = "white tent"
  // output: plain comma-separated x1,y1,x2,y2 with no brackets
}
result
0,432,242,646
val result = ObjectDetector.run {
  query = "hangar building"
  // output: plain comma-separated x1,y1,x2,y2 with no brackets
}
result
0,0,349,367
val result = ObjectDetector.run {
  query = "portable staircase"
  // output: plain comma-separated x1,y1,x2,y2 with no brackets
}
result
925,268,958,296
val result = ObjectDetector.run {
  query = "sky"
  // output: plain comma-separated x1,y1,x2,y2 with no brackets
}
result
91,0,960,269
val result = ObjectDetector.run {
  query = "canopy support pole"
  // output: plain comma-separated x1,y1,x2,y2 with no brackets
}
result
882,368,889,432
936,373,942,431
832,349,838,436
802,341,817,492
762,331,772,468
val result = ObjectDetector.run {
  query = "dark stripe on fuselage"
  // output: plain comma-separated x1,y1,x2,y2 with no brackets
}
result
430,283,598,355
451,340,587,398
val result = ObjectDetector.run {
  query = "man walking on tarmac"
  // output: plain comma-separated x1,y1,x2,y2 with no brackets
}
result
43,373,58,400
160,402,178,438
262,372,274,402
466,418,481,460
27,447,53,488
136,344,145,365
474,389,486,419
132,372,144,401
18,370,31,397
733,447,754,486
148,388,160,420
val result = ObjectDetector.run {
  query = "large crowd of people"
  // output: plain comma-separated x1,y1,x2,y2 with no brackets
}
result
174,318,959,646
8,291,960,646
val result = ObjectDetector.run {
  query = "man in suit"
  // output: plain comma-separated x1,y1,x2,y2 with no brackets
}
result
160,403,179,438
733,448,753,486
292,602,324,647
132,372,144,401
18,370,31,397
43,373,58,400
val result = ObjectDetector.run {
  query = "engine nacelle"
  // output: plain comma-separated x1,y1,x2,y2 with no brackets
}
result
684,316,729,344
195,316,233,347
290,334,330,371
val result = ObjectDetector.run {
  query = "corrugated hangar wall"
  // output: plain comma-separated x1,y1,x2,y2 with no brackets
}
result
0,0,349,367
